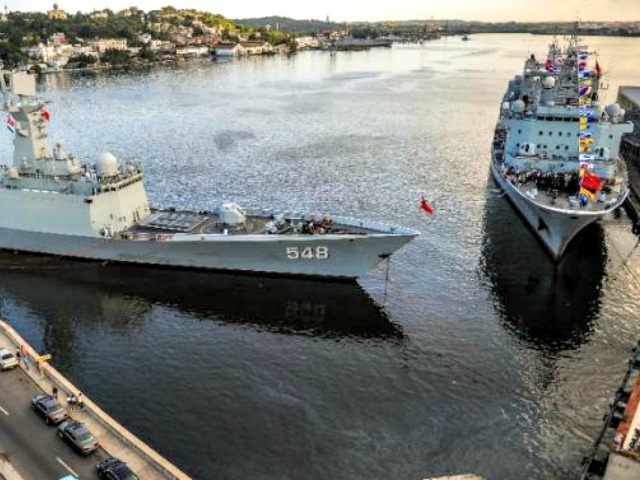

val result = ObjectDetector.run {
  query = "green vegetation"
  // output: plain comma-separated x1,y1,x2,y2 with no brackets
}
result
66,53,97,68
1,11,145,46
0,41,26,66
100,48,131,66
235,16,343,34
0,8,237,49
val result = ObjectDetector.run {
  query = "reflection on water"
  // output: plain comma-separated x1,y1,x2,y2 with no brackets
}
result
0,253,402,349
480,185,606,352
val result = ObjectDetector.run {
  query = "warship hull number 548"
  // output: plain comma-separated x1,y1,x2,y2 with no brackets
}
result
1,73,417,279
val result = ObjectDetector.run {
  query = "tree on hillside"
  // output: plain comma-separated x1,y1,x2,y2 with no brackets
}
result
101,48,131,66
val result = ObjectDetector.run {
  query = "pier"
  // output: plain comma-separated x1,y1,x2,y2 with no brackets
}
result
618,87,640,223
580,342,640,479
0,320,190,480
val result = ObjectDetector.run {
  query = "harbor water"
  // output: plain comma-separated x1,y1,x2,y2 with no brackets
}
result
1,33,640,479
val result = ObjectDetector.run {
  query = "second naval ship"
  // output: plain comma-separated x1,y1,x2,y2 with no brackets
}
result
491,34,633,259
0,72,417,279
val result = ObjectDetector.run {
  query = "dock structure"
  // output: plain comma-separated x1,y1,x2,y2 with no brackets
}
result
580,341,640,480
423,475,484,479
0,319,191,480
618,87,640,222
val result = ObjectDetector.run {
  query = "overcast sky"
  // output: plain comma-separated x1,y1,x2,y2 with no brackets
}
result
11,0,640,22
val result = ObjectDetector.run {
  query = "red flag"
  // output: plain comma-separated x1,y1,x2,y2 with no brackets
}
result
419,195,435,215
595,60,603,80
40,110,51,122
582,172,602,193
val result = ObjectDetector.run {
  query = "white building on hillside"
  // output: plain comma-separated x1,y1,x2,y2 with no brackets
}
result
89,38,128,53
214,43,244,57
239,41,273,55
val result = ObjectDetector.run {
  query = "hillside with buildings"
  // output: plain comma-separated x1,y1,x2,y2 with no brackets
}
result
0,4,297,70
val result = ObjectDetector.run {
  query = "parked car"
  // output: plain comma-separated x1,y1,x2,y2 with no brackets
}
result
0,348,17,370
31,394,68,425
97,457,140,480
57,420,99,455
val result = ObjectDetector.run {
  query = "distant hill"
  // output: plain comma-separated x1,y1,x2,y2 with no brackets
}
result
234,16,343,33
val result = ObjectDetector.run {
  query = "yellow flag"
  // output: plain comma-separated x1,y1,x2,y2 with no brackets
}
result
580,187,597,201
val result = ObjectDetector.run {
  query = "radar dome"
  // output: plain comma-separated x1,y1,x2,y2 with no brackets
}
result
542,77,556,89
97,152,119,177
605,103,622,118
511,100,526,113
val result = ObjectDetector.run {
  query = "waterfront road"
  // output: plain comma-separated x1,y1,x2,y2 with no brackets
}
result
0,366,108,479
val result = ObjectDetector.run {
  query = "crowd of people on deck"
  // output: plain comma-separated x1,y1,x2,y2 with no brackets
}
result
505,166,582,196
504,166,613,205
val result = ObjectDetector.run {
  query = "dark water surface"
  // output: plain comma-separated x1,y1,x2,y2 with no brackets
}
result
2,34,640,479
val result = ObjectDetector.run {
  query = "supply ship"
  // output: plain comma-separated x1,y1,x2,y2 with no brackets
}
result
490,34,633,259
0,72,417,279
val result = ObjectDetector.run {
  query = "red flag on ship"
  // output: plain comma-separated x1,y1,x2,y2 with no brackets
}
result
40,109,51,122
419,195,435,215
581,172,602,193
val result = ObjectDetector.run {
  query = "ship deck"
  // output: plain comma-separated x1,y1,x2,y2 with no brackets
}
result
493,149,627,214
123,209,381,239
508,178,626,213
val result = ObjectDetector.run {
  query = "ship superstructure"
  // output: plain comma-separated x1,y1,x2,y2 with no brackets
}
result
490,34,633,259
0,72,417,279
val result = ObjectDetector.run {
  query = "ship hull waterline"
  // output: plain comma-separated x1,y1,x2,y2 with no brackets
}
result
0,227,415,280
489,157,624,261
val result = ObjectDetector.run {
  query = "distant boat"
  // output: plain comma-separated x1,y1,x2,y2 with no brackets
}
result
462,34,470,41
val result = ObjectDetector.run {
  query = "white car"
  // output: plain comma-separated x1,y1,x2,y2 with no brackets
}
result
0,348,18,370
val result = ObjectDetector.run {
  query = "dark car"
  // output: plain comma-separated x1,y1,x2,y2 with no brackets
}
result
96,457,139,480
31,394,68,425
57,420,99,455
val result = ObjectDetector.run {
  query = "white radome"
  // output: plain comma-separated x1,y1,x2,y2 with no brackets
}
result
511,100,526,113
97,152,119,177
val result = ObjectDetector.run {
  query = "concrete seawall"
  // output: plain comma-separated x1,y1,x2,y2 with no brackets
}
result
0,319,191,480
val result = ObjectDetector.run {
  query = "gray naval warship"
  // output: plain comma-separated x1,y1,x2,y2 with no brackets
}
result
491,34,633,260
1,72,417,279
